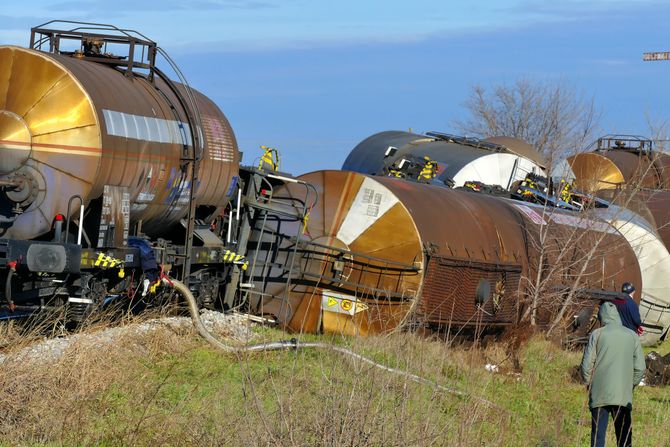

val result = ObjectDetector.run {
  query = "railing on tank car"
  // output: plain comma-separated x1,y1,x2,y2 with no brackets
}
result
30,20,158,80
592,134,654,154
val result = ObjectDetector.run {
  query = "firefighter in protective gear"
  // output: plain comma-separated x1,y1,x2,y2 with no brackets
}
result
417,156,437,182
258,145,280,171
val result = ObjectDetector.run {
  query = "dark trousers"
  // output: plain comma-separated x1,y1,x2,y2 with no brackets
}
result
591,406,632,447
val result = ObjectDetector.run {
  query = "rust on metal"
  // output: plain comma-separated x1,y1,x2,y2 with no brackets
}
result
420,257,522,326
483,136,546,168
250,170,641,336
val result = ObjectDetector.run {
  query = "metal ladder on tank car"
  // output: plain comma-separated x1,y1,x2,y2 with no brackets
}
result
220,167,315,311
236,171,422,319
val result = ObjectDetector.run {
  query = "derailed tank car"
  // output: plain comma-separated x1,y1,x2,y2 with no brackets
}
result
566,136,670,344
247,170,641,338
343,131,545,190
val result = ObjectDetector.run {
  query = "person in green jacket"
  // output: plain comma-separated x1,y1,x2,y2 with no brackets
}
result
580,301,646,447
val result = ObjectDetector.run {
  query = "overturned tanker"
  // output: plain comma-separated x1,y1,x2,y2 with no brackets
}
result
343,131,545,190
247,170,641,338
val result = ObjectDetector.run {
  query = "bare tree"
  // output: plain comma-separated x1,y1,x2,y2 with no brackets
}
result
455,79,602,163
518,200,634,331
645,112,670,152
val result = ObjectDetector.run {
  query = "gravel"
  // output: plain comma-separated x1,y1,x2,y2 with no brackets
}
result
0,310,257,365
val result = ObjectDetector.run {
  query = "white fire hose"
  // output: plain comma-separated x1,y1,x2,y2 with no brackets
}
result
165,277,499,409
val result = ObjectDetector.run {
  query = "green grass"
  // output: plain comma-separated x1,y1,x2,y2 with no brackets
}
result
1,325,669,446
648,339,670,357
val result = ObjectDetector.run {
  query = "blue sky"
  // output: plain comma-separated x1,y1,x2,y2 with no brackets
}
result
1,1,668,173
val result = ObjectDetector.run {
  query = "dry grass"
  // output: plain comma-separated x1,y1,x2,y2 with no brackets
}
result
0,318,668,446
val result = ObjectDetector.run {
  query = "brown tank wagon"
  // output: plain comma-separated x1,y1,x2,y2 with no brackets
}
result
248,170,641,337
0,44,239,240
567,135,670,192
0,22,252,323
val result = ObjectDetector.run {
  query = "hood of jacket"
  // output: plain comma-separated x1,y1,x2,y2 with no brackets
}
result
598,301,622,327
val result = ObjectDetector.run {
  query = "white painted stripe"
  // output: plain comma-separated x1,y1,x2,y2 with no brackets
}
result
68,297,94,304
102,109,192,146
513,202,616,234
548,213,616,234
336,177,399,245
513,204,546,225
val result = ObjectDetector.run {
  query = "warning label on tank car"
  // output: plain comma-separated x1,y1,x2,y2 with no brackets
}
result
321,291,368,315
335,177,400,245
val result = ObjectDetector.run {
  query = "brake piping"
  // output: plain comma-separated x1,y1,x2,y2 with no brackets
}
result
166,277,499,409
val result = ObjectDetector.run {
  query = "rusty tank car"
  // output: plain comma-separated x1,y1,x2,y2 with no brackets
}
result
247,170,642,339
567,135,670,192
0,36,238,241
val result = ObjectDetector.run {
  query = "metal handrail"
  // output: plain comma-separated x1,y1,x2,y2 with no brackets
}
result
64,195,84,245
32,20,156,45
294,272,416,302
425,131,508,153
295,239,421,271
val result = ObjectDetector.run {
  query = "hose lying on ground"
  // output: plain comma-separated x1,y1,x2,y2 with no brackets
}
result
5,261,16,311
167,277,500,409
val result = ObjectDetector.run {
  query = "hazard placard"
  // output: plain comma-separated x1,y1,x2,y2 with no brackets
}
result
321,290,368,315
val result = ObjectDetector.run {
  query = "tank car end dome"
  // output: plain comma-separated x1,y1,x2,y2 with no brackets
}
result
0,46,101,239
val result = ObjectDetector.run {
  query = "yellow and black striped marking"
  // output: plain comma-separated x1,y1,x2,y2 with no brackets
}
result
223,250,249,271
93,252,126,278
